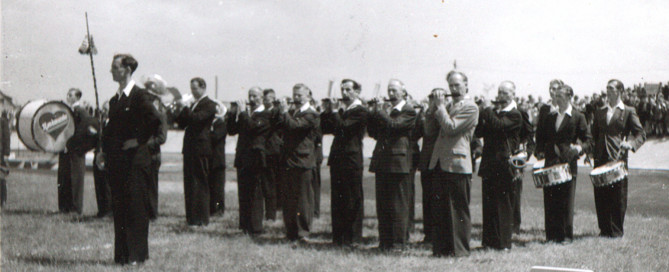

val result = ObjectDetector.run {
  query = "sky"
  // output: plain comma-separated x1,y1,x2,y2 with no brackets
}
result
3,0,669,106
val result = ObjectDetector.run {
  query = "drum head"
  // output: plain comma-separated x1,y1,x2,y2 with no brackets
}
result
17,100,75,153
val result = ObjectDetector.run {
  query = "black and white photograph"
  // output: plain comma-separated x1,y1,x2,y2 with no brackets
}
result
1,0,668,271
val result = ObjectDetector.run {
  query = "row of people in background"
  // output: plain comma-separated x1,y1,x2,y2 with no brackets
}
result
55,54,645,265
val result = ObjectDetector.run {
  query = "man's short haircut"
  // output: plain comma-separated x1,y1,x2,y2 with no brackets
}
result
341,79,361,92
293,83,311,95
608,79,625,92
549,79,564,88
263,88,275,96
69,88,82,99
446,70,468,83
113,54,138,74
560,85,574,97
191,77,207,89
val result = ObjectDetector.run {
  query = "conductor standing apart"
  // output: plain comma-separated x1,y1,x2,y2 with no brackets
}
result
98,54,161,265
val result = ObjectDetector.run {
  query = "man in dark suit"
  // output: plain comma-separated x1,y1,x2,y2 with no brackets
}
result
535,84,592,243
227,87,270,234
176,77,217,226
144,82,169,220
321,79,368,246
415,88,447,244
368,79,416,250
93,107,112,218
97,54,160,265
262,89,283,220
58,88,96,214
591,79,645,238
209,100,227,216
0,111,10,208
274,83,320,241
475,81,523,250
427,71,479,257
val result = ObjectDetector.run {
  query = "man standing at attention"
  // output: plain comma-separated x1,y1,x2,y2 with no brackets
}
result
98,54,160,265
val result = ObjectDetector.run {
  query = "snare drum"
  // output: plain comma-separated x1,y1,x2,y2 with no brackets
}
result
590,161,627,187
532,163,572,188
16,100,75,153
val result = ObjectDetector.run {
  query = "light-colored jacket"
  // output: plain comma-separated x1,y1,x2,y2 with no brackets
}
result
427,98,479,174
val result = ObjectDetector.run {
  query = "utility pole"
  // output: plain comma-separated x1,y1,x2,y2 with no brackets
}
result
215,76,219,99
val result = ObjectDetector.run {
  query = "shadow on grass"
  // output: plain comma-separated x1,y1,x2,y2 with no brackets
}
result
1,209,61,216
15,255,113,267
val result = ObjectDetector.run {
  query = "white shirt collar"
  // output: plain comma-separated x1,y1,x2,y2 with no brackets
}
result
253,104,265,113
119,79,136,97
500,100,517,112
392,100,406,111
191,94,208,110
70,101,81,109
557,104,573,116
346,99,362,111
298,102,311,112
607,100,625,111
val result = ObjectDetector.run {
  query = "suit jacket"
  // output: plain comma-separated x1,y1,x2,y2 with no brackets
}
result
0,116,9,162
591,104,645,167
475,106,523,179
66,104,98,156
321,104,368,169
210,116,227,169
368,102,417,174
264,107,283,157
176,96,217,157
102,85,161,167
227,108,271,169
536,107,592,174
416,109,439,172
276,106,320,169
427,99,479,174
146,96,168,160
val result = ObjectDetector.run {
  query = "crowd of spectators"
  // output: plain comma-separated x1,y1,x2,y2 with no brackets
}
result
473,83,669,138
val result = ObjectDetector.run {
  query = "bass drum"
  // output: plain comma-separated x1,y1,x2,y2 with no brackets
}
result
16,100,75,153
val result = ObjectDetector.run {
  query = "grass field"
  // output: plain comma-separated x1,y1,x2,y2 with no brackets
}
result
1,158,669,271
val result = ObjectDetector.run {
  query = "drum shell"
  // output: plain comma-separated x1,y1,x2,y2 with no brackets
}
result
532,163,572,188
16,100,75,153
589,161,627,187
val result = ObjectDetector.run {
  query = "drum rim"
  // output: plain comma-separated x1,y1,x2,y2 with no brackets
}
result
34,101,74,152
16,99,47,151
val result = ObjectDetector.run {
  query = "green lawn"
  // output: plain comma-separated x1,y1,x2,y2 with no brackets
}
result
1,162,668,271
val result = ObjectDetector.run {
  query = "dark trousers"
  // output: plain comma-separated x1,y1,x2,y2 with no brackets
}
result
408,169,416,237
262,156,279,220
594,177,628,237
237,167,265,234
543,177,577,242
375,172,411,248
420,170,434,242
209,167,226,215
481,176,514,249
108,156,151,264
0,177,6,207
283,167,314,240
265,155,283,212
57,152,85,214
330,166,364,245
183,154,211,226
312,167,321,218
430,170,471,257
148,158,160,220
510,174,523,233
93,153,112,216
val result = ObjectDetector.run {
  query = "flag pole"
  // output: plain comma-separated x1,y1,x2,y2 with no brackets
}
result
84,12,102,149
